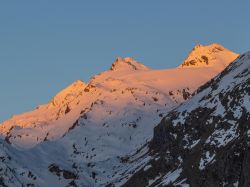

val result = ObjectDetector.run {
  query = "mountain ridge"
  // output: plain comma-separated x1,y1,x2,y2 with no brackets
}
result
0,43,237,149
0,43,243,186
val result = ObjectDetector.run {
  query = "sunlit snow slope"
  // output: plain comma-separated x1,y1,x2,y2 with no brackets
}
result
0,43,239,186
0,43,238,149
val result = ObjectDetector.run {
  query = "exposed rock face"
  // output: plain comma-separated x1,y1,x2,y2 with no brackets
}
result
124,53,250,186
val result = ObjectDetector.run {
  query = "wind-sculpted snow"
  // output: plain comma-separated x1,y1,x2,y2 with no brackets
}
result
0,43,239,186
125,52,250,187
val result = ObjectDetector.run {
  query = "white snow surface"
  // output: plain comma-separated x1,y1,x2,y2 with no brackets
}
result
173,52,250,127
199,151,216,170
159,168,183,186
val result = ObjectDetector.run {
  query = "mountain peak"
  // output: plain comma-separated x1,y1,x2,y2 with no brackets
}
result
179,43,239,68
49,80,86,107
110,57,150,71
193,43,223,49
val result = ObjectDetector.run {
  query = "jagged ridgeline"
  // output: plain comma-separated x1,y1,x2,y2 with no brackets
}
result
0,44,243,186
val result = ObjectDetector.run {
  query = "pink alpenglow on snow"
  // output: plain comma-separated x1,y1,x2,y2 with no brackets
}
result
0,43,242,187
0,43,238,150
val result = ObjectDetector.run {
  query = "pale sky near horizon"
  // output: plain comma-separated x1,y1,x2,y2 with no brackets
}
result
0,1,250,122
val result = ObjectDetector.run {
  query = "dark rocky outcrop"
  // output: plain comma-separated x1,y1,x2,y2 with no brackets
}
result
48,164,77,180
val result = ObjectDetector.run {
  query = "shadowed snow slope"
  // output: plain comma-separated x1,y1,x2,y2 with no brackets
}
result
0,43,239,186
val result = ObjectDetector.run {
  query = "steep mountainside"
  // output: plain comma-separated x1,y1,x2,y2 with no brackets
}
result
124,52,250,187
0,43,239,186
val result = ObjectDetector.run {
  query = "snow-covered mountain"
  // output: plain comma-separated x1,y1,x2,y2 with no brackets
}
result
0,43,240,186
124,52,250,186
0,43,238,149
179,43,238,69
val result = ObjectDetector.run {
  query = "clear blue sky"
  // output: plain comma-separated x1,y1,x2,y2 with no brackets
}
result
0,1,249,122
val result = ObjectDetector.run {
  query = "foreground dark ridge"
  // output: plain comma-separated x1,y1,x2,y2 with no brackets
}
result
124,52,250,187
